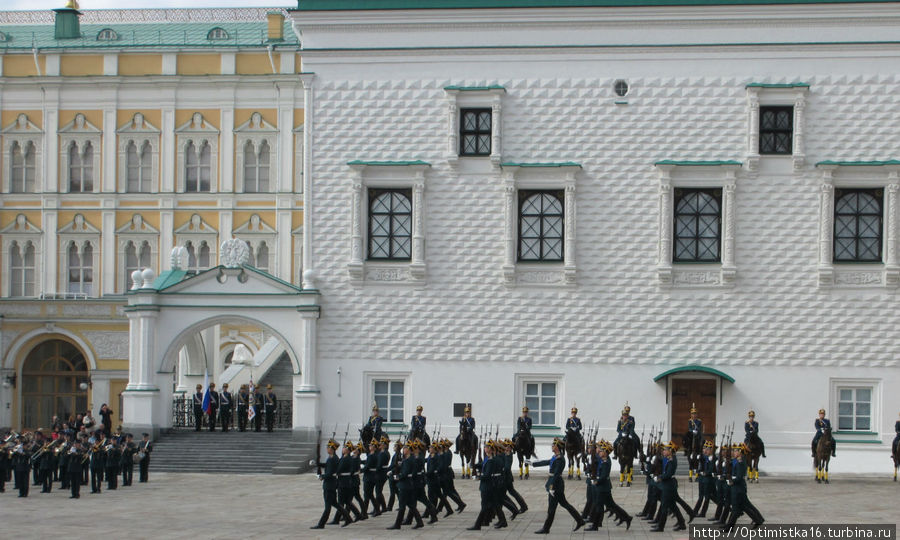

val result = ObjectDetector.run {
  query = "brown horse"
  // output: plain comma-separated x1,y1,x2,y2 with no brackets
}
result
745,432,764,483
892,440,900,482
564,426,584,479
814,427,833,483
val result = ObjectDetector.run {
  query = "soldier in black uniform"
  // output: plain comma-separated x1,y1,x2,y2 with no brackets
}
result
530,437,585,534
192,384,204,431
38,438,57,493
467,439,507,530
586,440,632,530
367,404,385,443
58,434,71,490
237,384,250,432
499,439,526,517
120,433,136,486
894,412,900,456
693,439,716,518
12,436,32,497
105,438,121,490
89,432,106,494
812,408,836,457
386,439,402,512
337,441,362,523
375,436,390,513
438,438,466,513
264,384,277,432
362,439,382,517
207,382,219,432
67,440,84,498
311,439,352,529
0,435,9,493
426,442,452,518
404,440,438,525
219,383,233,432
138,433,152,483
31,430,44,485
744,410,766,458
650,441,686,532
388,440,425,530
722,443,764,531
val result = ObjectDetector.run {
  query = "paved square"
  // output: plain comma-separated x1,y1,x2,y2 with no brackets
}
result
1,472,897,538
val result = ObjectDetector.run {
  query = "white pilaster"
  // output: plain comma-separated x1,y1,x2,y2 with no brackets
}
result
102,108,117,192
301,78,315,289
656,166,674,285
103,54,118,76
221,52,236,75
277,209,292,280
220,107,235,193
101,209,116,295
159,207,174,271
817,167,836,287
278,104,293,193
502,176,516,285
563,182,576,284
162,53,176,75
160,108,176,192
42,211,58,295
410,180,426,280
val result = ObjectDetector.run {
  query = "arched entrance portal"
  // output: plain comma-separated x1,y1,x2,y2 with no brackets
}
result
21,340,89,429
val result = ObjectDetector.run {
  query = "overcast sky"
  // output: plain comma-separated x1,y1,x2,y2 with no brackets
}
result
6,1,295,10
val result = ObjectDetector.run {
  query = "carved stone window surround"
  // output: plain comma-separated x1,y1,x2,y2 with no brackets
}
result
815,162,900,289
235,112,277,194
745,83,809,173
117,113,160,193
175,112,219,194
347,161,430,286
115,214,159,292
444,86,505,167
59,113,102,194
233,213,277,272
1,114,42,194
655,161,741,288
0,214,42,297
174,213,218,271
57,214,101,298
500,163,580,287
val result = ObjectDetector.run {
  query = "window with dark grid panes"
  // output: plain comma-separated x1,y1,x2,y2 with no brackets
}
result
368,188,412,261
460,108,492,156
518,190,564,262
674,188,721,262
834,188,882,262
759,106,793,155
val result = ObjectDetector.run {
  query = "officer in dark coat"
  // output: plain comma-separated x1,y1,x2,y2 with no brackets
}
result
120,433,136,486
367,404,385,443
362,440,382,517
893,412,900,456
812,408,836,457
337,441,362,523
105,438,121,490
387,441,425,530
12,436,32,497
264,384,277,432
253,385,265,432
138,433,153,483
237,384,250,432
744,410,766,458
409,405,428,443
89,432,106,494
467,439,507,530
219,383,233,432
67,440,84,498
531,438,585,534
192,384,204,431
438,438,466,513
207,382,219,432
613,405,639,456
311,439,352,529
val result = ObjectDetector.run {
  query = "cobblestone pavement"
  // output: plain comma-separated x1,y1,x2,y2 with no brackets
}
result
1,472,897,539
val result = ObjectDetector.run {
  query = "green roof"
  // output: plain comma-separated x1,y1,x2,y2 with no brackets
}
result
816,160,900,166
653,365,735,383
148,269,188,290
295,0,900,11
0,20,298,51
655,160,742,166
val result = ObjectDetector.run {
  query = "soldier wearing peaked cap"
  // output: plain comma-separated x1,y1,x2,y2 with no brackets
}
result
744,410,766,458
192,384,204,432
237,384,250,432
812,408,836,458
219,383,233,432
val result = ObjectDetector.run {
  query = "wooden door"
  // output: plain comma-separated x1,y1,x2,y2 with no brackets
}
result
671,379,716,443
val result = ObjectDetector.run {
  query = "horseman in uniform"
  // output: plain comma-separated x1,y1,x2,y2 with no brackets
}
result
613,405,639,457
565,407,582,440
409,405,429,445
812,408,836,457
744,410,766,458
457,406,475,449
686,405,703,444
367,404,386,443
513,406,533,445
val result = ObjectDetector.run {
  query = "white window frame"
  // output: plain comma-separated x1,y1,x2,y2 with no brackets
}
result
175,113,219,194
1,214,42,297
514,373,563,429
444,86,505,166
1,114,42,194
745,83,809,172
57,214,101,298
233,213,277,273
365,371,410,425
655,162,740,288
830,377,881,439
59,113,102,194
117,113,160,193
815,163,900,288
235,112,277,194
116,214,159,292
500,163,580,287
348,161,429,286
174,213,218,272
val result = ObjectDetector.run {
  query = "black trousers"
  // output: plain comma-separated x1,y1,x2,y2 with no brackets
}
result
0,466,6,492
41,468,53,492
387,477,398,510
139,458,150,482
393,488,424,529
15,467,29,496
254,410,262,431
91,468,103,493
316,487,351,527
265,410,275,432
238,407,247,431
194,408,203,431
440,476,465,509
693,479,713,516
208,410,218,431
82,465,89,485
220,408,232,432
727,490,764,526
375,475,388,511
60,464,69,488
69,470,81,498
362,478,380,514
106,467,118,489
122,463,134,486
541,488,581,532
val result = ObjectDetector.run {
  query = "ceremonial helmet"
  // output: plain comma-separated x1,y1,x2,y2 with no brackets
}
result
623,403,631,414
464,406,471,413
343,440,354,450
372,402,380,412
690,402,698,414
600,440,613,453
380,435,390,445
356,441,365,452
552,437,565,450
326,439,339,450
663,440,678,451
748,410,755,417
266,384,272,390
222,383,228,389
522,406,529,413
416,405,423,412
571,406,578,414
703,439,716,449
818,408,826,415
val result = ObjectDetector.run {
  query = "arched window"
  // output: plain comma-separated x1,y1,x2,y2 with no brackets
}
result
256,242,269,272
207,27,229,40
518,191,564,261
834,189,883,262
68,141,93,192
674,188,721,262
96,28,118,41
124,240,153,290
243,140,271,193
9,240,35,297
186,241,197,272
21,340,88,429
10,141,35,193
67,241,93,295
368,189,412,260
198,241,210,269
126,140,152,192
185,140,211,192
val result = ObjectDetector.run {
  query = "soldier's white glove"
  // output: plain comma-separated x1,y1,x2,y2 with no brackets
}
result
653,475,660,482
591,480,597,485
317,474,323,480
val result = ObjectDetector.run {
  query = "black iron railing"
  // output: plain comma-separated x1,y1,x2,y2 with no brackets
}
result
171,395,292,429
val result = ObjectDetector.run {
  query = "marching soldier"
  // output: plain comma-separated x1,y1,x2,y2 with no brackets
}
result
311,439,352,529
366,404,385,443
89,432,106,494
253,384,265,432
693,439,716,518
426,442,452,518
138,433,152,483
386,439,403,512
744,410,766,458
438,438,466,514
351,442,367,519
264,384,278,432
650,441,687,532
362,440,382,517
219,383,233,432
207,382,219,432
686,405,703,480
120,433,136,486
722,443,765,531
376,435,391,512
405,440,438,525
586,440,632,530
467,439,507,530
530,437,585,534
410,405,426,439
237,384,250,432
192,384,204,431
501,439,527,517
812,408,836,457
388,440,425,530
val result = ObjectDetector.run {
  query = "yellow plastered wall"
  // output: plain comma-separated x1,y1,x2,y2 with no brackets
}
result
59,110,104,130
235,52,277,75
292,210,303,230
174,211,220,232
108,380,129,426
116,109,162,128
118,54,162,76
295,53,302,73
57,211,102,231
235,109,277,127
60,55,104,77
293,108,305,127
232,210,276,230
2,54,46,77
1,110,43,129
176,53,221,75
0,210,43,229
175,109,220,129
115,211,161,231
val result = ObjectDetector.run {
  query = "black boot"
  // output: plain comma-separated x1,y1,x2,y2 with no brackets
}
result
387,507,405,530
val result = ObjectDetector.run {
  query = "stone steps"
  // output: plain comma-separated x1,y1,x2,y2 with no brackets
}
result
152,429,311,474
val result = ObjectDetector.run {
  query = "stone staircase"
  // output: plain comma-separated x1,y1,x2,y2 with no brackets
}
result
152,429,315,474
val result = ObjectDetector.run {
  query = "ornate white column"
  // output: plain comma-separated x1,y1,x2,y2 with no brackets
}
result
721,173,737,284
817,167,836,287
220,107,235,192
42,211,58,295
502,175,516,285
348,170,364,283
102,107,117,192
300,75,316,289
746,89,760,172
410,178,426,280
563,182,577,284
490,97,502,166
445,93,459,165
656,166,674,284
294,309,320,440
160,107,176,192
792,93,807,171
885,175,900,286
101,209,116,294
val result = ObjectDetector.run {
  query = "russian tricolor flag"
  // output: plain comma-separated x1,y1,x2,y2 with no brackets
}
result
202,370,212,415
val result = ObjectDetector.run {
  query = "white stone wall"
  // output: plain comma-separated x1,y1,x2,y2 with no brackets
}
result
298,5,900,472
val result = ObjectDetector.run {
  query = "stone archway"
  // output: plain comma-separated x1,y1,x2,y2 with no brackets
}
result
20,339,89,429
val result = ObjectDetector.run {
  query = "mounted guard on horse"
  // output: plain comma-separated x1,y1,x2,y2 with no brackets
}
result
612,404,641,458
513,406,536,478
743,410,765,482
455,406,478,478
682,404,703,482
408,405,430,447
361,403,384,448
564,406,584,479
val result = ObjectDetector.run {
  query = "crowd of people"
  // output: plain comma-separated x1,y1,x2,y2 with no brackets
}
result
191,382,278,432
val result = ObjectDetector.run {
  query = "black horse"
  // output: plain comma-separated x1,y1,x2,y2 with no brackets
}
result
409,425,431,447
360,424,375,448
564,427,584,479
682,430,703,482
513,426,536,479
455,424,478,479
